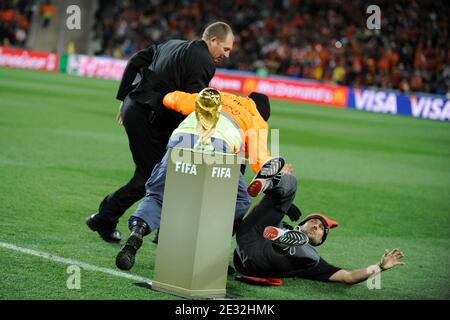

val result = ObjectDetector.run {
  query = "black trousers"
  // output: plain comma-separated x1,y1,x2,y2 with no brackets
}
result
233,174,298,275
96,96,170,227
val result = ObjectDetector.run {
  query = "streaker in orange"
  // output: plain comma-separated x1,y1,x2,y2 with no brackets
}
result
163,90,270,173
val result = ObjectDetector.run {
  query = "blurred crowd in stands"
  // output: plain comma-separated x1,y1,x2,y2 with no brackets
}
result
0,0,55,46
1,0,449,95
91,0,449,95
0,0,32,47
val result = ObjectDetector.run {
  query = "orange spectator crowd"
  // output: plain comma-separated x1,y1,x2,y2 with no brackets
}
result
0,0,32,47
1,0,448,95
92,0,448,95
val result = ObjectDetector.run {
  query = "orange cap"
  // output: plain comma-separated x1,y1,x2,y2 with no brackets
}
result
299,213,339,245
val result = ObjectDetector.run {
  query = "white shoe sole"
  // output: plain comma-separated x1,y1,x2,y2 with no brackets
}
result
247,157,285,197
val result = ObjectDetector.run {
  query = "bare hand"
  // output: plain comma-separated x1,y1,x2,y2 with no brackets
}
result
380,248,405,270
116,101,124,125
282,163,293,174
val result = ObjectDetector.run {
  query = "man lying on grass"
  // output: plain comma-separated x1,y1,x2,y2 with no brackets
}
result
234,158,406,285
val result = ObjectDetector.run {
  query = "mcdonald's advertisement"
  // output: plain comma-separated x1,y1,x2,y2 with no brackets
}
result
211,70,348,108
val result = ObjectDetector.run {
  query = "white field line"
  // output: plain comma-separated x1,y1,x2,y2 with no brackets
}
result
0,241,152,284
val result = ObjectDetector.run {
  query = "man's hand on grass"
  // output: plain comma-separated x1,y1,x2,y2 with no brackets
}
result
379,248,406,271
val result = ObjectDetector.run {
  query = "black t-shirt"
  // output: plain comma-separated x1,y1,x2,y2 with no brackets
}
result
295,257,341,282
234,242,341,282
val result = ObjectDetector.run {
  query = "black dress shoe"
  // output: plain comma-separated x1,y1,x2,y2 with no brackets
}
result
85,214,122,243
116,220,149,271
228,265,236,275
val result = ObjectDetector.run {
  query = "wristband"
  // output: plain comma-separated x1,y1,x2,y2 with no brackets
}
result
377,261,387,271
367,264,382,275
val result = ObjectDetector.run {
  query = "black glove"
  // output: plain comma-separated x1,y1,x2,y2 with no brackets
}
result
286,204,302,222
279,221,293,230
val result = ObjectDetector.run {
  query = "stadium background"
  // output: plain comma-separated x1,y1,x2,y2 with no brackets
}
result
0,0,449,300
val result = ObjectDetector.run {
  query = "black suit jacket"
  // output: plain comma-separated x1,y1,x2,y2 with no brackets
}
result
116,40,215,132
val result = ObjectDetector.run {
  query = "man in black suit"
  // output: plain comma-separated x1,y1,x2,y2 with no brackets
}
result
86,22,234,243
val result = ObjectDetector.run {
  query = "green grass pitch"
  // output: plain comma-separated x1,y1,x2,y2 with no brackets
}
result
0,67,449,300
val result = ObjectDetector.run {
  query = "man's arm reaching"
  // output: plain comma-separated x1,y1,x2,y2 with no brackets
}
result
328,248,405,285
163,91,197,115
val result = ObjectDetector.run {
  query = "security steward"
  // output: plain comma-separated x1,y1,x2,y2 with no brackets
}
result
86,22,235,243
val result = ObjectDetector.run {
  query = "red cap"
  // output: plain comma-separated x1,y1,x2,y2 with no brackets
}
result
299,213,339,245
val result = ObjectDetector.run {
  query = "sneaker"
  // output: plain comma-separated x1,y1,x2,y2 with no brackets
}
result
85,213,122,243
263,226,308,247
247,157,285,197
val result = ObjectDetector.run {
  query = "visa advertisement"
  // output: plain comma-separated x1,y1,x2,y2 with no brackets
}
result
348,88,450,121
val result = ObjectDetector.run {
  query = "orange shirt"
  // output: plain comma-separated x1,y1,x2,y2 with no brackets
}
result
163,91,270,173
40,5,56,17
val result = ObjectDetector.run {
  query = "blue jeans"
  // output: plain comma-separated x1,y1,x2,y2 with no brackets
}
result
128,133,252,233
